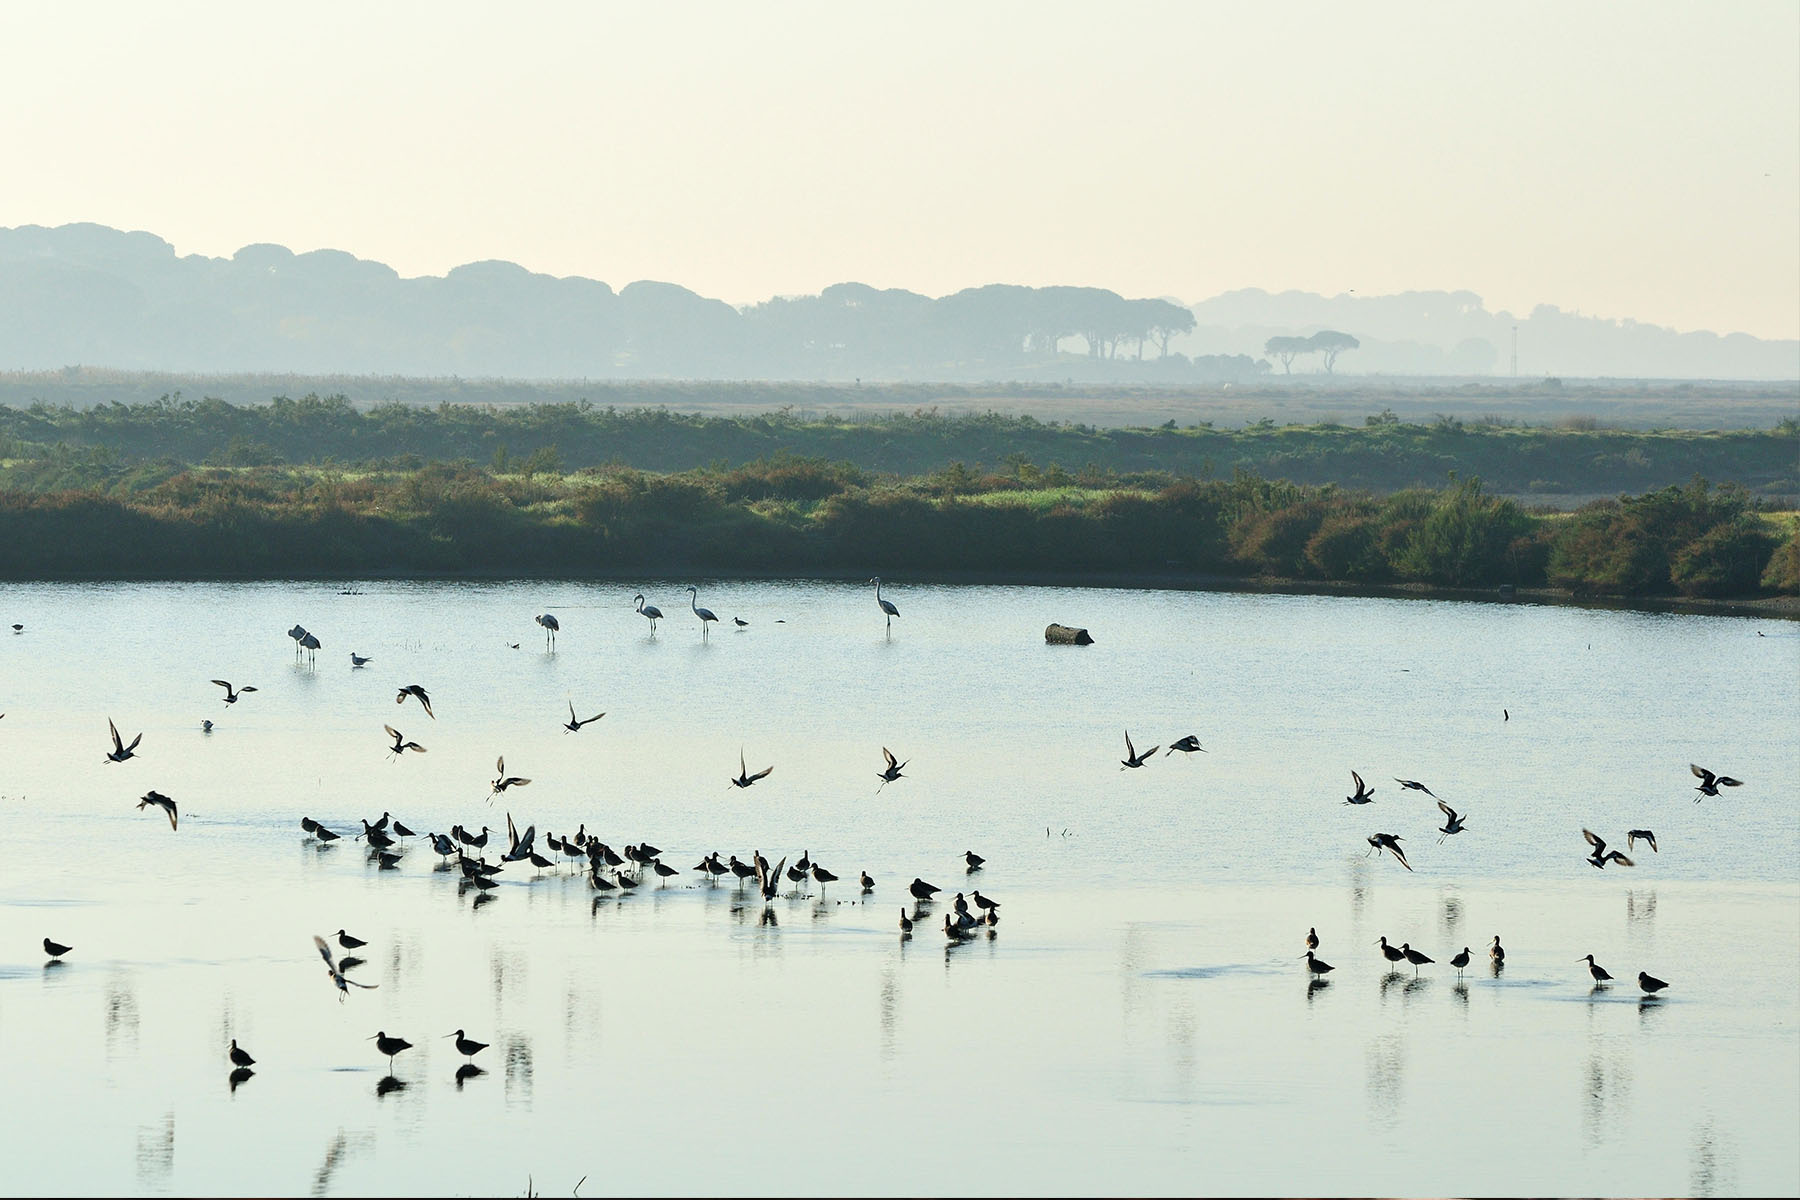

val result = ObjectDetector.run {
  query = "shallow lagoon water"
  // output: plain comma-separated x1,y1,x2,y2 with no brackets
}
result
0,580,1795,1196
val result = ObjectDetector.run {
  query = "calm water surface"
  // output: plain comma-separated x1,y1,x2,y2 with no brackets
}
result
0,580,1795,1196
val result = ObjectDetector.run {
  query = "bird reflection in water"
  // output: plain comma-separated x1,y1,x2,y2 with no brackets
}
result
1627,889,1658,925
376,1074,407,1097
455,1063,487,1089
1305,976,1331,1005
311,1131,351,1197
228,1066,255,1092
504,1039,533,1108
134,1112,174,1187
1364,1036,1404,1131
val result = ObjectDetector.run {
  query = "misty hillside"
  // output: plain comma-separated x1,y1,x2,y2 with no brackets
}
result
1,223,1793,382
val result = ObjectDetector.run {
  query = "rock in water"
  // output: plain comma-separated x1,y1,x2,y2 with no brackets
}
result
1045,623,1094,645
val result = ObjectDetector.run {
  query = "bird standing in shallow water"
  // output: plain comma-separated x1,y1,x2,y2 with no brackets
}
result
446,1030,489,1062
229,1039,255,1069
1376,936,1406,968
909,878,941,901
350,652,373,667
869,577,899,629
898,909,913,933
1690,763,1743,802
1302,950,1333,977
1579,953,1613,985
43,938,72,959
1306,927,1319,951
335,929,367,950
535,613,559,648
1401,943,1434,975
633,594,663,633
1637,971,1669,995
369,1032,412,1070
965,851,985,871
137,790,178,830
1450,947,1471,977
1120,729,1157,768
686,587,719,637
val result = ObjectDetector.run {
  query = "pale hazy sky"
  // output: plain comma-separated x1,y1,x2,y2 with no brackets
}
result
3,1,1796,338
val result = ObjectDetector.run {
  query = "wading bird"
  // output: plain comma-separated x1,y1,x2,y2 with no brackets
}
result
909,877,941,901
877,747,908,789
350,652,373,668
869,577,900,629
1582,829,1634,869
1394,778,1437,798
971,890,999,913
1490,936,1505,967
1306,927,1319,951
860,871,874,891
335,929,367,950
446,1030,489,1062
1435,800,1468,843
229,1039,255,1069
1344,770,1375,805
288,625,309,658
368,1031,412,1070
686,587,719,637
562,702,604,733
898,909,913,934
536,613,559,648
1375,936,1406,968
1368,833,1412,871
1690,763,1743,802
1628,829,1659,854
730,748,773,789
105,718,142,764
43,938,72,959
733,617,749,627
1166,735,1206,755
1302,950,1334,977
754,853,788,902
211,680,257,704
298,631,321,664
383,725,426,759
313,935,378,1001
1401,943,1434,975
1120,729,1157,768
396,684,434,719
1637,971,1669,995
501,814,536,863
1579,953,1613,986
633,594,663,633
490,756,531,799
1450,947,1472,977
965,850,985,872
137,790,178,830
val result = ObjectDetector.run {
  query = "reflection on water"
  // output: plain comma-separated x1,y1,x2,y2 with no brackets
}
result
134,1112,173,1188
504,1038,533,1109
1364,1035,1405,1131
311,1131,351,1197
1581,1050,1632,1146
455,1063,487,1089
375,1074,406,1098
1438,891,1463,939
1691,1118,1736,1197
878,966,899,1062
1626,889,1657,925
228,1066,255,1093
104,977,139,1056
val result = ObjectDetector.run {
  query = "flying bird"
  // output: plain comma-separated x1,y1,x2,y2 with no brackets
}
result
1627,829,1659,854
396,684,434,718
730,748,773,789
383,725,426,758
1367,833,1412,871
314,935,378,1000
1120,729,1157,768
211,679,258,704
1394,778,1437,798
1166,735,1206,755
562,703,605,733
877,746,908,789
137,790,178,830
1582,829,1634,869
490,756,531,799
1435,799,1468,843
1344,771,1375,805
1689,763,1743,802
105,718,142,763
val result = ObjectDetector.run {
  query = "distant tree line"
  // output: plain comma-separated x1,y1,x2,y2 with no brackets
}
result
1264,331,1361,374
2,394,1794,500
0,459,1791,601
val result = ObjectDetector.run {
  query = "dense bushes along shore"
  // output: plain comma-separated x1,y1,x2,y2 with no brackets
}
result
1,459,1792,599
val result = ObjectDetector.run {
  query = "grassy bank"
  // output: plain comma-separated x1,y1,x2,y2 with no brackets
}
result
2,459,1793,601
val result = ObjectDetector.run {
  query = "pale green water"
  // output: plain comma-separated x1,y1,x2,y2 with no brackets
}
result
0,580,1795,1196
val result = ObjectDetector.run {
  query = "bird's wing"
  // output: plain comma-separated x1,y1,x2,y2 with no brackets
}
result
409,742,426,753
496,756,505,774
1689,763,1712,785
418,693,433,717
240,686,257,694
109,719,122,752
512,778,532,787
883,747,897,769
1582,828,1603,849
164,801,178,831
212,679,231,689
1392,847,1413,870
1124,730,1136,757
346,978,378,989
1350,769,1364,791
313,935,336,969
749,766,773,782
1718,775,1744,787
126,732,142,752
507,812,519,849
384,725,400,740
1437,799,1455,820
396,691,406,704
1613,853,1635,867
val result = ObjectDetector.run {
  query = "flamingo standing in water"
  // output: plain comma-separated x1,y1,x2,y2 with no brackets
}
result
633,594,663,634
686,587,719,637
869,577,899,629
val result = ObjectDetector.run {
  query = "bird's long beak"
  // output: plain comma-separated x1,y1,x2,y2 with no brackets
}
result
365,1034,378,1040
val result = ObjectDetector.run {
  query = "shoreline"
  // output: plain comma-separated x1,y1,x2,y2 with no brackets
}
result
6,565,1795,619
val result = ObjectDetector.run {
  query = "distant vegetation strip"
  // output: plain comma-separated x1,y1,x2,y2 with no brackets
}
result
1,393,1795,498
1,459,1793,601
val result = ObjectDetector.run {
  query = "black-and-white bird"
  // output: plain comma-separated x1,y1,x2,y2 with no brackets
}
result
877,747,908,789
1435,799,1468,843
350,652,373,668
1375,936,1406,967
1120,729,1157,768
491,756,531,799
383,724,426,758
562,702,604,733
1628,829,1659,854
730,748,773,789
105,718,142,764
396,684,434,719
869,577,900,629
1400,943,1434,975
1690,763,1743,802
1582,829,1634,869
137,790,178,830
1368,833,1412,871
212,679,258,705
1394,778,1437,798
314,935,378,1001
1344,770,1375,805
1579,953,1613,985
1166,735,1206,755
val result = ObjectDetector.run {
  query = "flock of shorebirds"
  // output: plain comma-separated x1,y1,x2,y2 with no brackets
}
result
18,584,1752,1085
